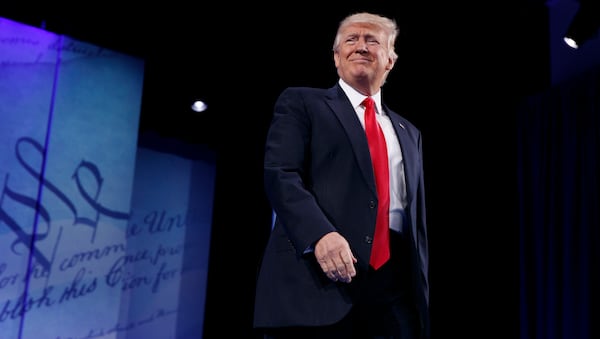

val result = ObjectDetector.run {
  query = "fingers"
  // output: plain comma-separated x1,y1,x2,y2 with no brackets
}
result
321,258,353,282
333,252,357,283
321,262,350,282
315,233,358,283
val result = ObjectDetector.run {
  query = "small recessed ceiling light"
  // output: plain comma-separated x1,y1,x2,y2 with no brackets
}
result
191,100,208,112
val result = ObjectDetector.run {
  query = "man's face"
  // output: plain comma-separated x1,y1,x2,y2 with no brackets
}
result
334,22,394,91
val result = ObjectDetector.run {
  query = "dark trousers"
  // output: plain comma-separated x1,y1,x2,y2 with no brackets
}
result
263,232,419,339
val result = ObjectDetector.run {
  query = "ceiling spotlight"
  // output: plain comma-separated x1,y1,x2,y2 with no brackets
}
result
563,0,600,49
191,100,208,113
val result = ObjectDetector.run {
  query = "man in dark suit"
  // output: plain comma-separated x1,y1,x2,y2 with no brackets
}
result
254,11,430,339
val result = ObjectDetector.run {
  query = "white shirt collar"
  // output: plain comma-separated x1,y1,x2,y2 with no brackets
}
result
338,78,383,114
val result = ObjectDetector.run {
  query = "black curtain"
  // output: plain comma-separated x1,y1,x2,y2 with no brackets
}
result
518,66,600,339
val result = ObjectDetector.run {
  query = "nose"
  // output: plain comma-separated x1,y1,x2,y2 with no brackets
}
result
356,40,368,53
356,37,369,54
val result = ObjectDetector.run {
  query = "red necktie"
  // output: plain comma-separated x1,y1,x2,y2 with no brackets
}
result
363,97,390,270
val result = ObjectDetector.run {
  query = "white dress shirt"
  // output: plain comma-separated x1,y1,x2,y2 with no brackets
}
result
338,79,407,234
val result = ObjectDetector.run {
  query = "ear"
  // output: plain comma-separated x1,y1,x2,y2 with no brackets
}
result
385,56,395,71
334,52,341,68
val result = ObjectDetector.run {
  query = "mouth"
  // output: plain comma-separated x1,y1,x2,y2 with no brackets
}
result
350,58,371,64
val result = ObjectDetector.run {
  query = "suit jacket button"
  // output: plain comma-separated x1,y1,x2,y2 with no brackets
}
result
365,235,373,244
369,200,376,209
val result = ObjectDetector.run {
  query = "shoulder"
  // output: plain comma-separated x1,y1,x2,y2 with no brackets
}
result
275,86,347,113
272,86,344,122
278,86,336,100
386,106,422,134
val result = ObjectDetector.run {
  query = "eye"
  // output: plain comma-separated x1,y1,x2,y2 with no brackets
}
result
345,36,358,44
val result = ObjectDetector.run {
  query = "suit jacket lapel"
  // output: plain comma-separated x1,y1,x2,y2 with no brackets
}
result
325,86,378,197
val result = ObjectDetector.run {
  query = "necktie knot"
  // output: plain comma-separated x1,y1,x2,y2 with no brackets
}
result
362,97,375,113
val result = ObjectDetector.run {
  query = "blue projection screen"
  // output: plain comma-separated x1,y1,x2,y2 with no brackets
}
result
0,17,215,339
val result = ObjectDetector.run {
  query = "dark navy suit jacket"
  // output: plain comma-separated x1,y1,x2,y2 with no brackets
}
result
254,84,429,335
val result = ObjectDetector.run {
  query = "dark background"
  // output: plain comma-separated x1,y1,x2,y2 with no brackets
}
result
2,1,557,337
